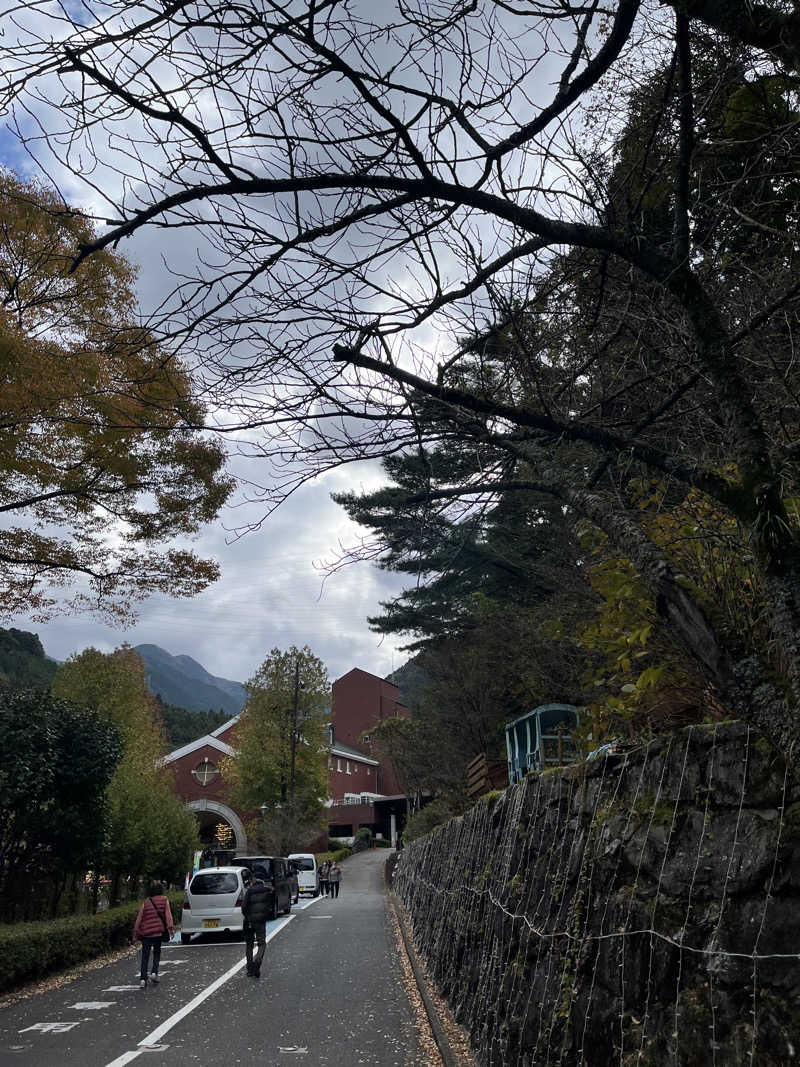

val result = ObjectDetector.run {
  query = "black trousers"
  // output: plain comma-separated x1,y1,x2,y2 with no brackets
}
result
245,922,266,970
140,936,163,980
320,879,329,896
329,881,340,898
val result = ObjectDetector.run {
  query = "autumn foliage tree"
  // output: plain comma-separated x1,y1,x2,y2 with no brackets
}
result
52,646,198,897
0,170,232,622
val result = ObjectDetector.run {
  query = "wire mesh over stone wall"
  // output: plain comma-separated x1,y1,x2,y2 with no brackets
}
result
392,722,800,1066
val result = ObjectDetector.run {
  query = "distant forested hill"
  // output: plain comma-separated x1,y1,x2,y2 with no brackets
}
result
134,643,246,716
388,656,428,713
156,696,231,750
0,628,58,689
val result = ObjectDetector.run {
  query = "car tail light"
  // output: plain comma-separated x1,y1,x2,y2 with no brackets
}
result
235,892,243,908
183,897,190,910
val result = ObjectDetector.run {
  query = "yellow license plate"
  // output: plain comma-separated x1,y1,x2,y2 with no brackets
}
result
203,918,220,929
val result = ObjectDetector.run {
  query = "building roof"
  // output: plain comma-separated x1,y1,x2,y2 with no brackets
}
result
335,666,395,687
211,715,240,736
162,734,236,765
330,740,379,766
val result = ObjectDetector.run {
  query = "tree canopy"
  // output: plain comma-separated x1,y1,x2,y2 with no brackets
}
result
0,687,121,920
0,170,232,622
224,646,330,854
52,646,198,892
2,3,799,755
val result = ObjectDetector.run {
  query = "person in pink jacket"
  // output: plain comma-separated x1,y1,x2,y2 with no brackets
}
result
132,882,174,988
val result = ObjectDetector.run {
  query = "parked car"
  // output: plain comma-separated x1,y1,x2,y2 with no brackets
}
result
287,853,320,896
228,855,294,918
180,866,248,943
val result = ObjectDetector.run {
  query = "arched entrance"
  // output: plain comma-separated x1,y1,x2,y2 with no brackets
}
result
187,799,248,853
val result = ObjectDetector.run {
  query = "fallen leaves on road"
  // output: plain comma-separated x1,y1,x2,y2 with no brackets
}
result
389,897,478,1067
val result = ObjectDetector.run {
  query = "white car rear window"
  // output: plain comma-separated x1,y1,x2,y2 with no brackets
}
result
191,872,238,894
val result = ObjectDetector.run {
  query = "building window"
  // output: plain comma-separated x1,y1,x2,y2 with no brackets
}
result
346,760,351,774
192,758,219,786
366,767,371,775
337,758,342,771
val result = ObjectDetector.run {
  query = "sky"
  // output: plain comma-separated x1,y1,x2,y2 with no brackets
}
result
0,33,412,686
18,468,410,685
0,0,570,686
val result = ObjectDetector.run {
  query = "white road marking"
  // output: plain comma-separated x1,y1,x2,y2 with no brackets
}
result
104,986,141,992
137,916,292,1050
71,1002,115,1009
20,1022,81,1034
309,916,333,919
104,1052,143,1066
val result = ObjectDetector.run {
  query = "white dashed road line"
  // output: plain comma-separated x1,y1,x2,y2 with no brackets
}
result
104,915,294,1066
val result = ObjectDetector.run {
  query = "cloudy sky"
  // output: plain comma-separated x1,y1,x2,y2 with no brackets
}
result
18,467,410,685
0,0,564,686
0,76,411,687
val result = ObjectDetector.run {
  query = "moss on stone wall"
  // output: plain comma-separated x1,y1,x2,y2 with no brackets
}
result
393,722,800,1066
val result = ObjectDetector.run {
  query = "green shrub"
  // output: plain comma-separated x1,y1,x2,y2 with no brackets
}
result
316,848,353,864
373,837,391,847
402,796,466,845
352,827,372,852
0,890,184,993
327,838,347,851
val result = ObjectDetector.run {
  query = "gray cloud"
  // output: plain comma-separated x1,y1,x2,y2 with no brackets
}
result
21,468,410,684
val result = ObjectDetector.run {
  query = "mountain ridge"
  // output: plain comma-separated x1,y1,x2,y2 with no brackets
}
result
133,643,246,716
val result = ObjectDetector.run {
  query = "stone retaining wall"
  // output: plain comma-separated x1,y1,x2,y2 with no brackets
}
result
393,722,800,1065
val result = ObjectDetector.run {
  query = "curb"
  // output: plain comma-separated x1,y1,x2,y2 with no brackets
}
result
387,884,462,1067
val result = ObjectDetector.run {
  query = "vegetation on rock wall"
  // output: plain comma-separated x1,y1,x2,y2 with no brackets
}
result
394,723,800,1065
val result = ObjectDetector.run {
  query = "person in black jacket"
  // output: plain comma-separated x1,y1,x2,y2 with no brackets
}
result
242,870,271,978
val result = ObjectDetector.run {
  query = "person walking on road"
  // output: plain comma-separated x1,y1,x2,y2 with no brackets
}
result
328,861,341,899
242,869,271,978
132,882,174,989
319,860,331,897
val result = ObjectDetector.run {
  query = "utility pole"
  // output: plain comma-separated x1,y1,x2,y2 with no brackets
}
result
288,660,300,806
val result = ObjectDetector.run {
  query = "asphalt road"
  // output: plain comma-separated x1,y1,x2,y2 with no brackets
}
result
0,850,425,1067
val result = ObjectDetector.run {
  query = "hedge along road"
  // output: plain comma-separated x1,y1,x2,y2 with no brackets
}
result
0,850,425,1066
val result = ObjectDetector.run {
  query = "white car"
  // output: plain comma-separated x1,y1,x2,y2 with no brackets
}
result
180,866,248,943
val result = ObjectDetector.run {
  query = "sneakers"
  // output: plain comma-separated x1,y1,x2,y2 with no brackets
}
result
139,979,147,989
150,973,160,984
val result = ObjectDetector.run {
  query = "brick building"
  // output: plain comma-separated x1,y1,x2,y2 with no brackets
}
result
326,668,412,845
164,666,413,851
162,718,246,850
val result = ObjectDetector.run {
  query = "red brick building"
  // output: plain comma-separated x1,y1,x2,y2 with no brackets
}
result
326,668,412,845
162,718,246,850
164,666,413,851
